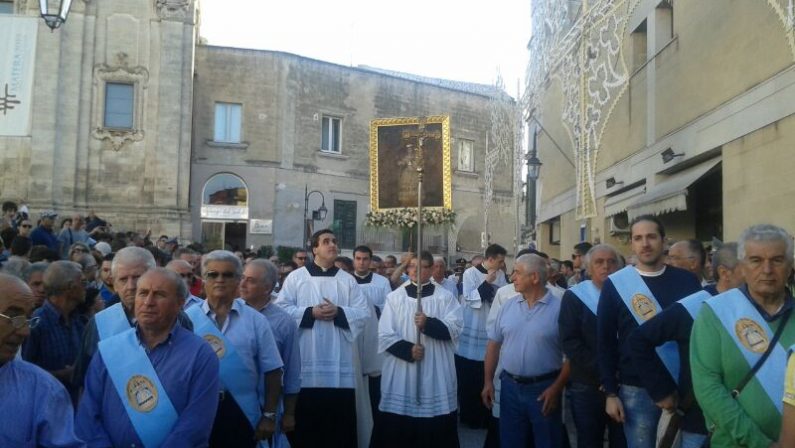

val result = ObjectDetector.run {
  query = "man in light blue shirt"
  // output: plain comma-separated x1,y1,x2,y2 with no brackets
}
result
240,258,301,448
0,273,84,447
482,254,570,448
190,250,284,448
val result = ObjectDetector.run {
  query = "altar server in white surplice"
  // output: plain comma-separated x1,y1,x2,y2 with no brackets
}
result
275,229,370,448
352,245,392,421
371,251,463,448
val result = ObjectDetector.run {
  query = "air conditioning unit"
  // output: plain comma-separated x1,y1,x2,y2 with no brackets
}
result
609,213,630,234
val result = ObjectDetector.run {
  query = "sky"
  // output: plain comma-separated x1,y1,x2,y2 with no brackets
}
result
198,0,532,96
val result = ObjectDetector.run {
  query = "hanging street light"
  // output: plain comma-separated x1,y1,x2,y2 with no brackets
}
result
39,0,73,31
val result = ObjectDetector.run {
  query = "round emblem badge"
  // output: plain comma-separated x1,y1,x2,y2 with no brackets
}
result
631,294,656,321
126,375,158,413
204,334,226,358
734,318,769,353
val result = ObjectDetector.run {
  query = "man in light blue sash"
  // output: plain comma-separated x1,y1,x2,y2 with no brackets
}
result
76,268,219,447
691,224,795,447
597,216,701,448
0,273,84,447
630,242,743,448
559,244,626,448
189,250,283,448
73,247,193,394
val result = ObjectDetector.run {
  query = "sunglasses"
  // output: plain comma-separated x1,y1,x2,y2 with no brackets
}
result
295,256,307,260
179,273,195,279
72,248,88,253
205,271,237,280
0,313,40,330
20,224,32,228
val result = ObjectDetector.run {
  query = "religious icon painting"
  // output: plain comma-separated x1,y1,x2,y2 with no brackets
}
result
369,116,452,212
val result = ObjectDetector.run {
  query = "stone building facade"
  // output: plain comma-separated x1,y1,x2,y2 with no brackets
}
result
0,0,517,260
526,0,795,257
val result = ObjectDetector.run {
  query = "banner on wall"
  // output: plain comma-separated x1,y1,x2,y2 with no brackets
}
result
0,16,38,136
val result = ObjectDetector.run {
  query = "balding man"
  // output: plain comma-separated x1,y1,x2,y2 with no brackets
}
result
431,256,458,300
630,242,744,446
668,240,707,286
0,273,83,447
692,225,795,447
22,261,87,401
76,268,219,447
559,245,625,448
73,247,193,394
240,258,301,448
166,259,204,309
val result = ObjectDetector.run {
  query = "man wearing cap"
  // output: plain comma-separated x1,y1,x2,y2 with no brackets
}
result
30,210,60,253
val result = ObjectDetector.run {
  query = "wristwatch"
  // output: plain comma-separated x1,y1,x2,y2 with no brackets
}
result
262,411,277,420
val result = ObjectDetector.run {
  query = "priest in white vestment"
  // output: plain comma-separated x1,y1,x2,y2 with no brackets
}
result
275,229,370,448
371,251,463,448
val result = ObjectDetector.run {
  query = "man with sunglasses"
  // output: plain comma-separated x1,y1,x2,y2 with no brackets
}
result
276,228,370,448
292,249,308,268
0,273,83,447
166,259,204,309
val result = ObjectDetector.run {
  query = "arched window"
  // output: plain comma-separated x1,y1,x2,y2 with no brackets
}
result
201,173,248,219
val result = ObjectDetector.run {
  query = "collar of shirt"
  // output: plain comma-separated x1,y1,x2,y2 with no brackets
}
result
476,264,488,274
200,297,242,332
518,288,553,307
306,262,339,277
133,321,180,353
405,282,435,298
739,284,794,322
40,300,74,326
354,272,373,284
637,265,667,277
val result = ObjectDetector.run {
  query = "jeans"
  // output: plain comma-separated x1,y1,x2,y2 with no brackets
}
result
567,382,627,448
680,431,708,448
619,385,661,448
499,372,561,448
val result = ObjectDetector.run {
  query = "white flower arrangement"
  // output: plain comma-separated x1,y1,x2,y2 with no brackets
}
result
365,208,456,228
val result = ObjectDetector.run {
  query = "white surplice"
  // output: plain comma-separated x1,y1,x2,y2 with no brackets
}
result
356,272,392,376
378,284,463,418
457,265,507,361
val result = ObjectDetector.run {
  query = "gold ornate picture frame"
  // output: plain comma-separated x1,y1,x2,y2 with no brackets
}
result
369,116,452,212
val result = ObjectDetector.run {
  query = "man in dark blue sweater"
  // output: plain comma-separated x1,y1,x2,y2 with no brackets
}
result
628,243,743,448
559,243,626,448
597,215,701,448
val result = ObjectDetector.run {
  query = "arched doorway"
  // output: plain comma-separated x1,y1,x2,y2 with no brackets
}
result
200,173,249,251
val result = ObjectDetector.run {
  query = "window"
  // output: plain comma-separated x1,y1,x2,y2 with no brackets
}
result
0,1,13,14
548,218,561,245
214,102,242,143
321,116,341,153
457,139,474,172
655,1,673,51
631,20,647,71
332,200,357,249
103,83,134,129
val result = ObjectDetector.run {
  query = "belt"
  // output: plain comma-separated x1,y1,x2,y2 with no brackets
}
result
504,370,560,385
219,390,227,401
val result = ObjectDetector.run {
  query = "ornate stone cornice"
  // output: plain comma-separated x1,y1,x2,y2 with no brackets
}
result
91,52,149,151
155,0,191,21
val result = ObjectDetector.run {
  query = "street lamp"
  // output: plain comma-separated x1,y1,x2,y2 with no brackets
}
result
524,129,542,244
39,0,73,31
303,185,327,250
527,154,542,181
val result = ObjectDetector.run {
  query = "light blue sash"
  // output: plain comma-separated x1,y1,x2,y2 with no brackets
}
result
609,266,680,383
678,290,712,320
569,280,600,315
98,328,178,448
705,289,787,414
96,303,131,340
185,305,261,429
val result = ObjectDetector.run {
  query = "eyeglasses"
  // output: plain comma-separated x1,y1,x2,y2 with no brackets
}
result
20,224,32,228
72,248,88,253
205,271,238,280
295,256,307,261
0,313,40,330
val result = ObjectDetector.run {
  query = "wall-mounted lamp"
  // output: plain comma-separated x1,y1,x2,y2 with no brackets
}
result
661,148,685,164
606,177,624,188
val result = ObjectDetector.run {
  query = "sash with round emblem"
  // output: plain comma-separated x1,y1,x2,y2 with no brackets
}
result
631,293,657,321
127,375,159,413
735,318,769,353
204,334,226,358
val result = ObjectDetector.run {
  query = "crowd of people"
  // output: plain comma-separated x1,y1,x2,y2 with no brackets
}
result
0,200,794,448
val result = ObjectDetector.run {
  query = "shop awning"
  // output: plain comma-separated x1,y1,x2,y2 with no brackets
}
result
604,185,646,217
627,158,721,220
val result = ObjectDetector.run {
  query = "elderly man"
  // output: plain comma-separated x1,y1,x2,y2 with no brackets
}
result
23,261,49,309
0,273,84,447
175,248,204,298
30,210,60,253
165,259,204,309
351,245,392,420
630,243,744,447
73,247,193,393
482,254,570,447
691,224,795,447
458,243,508,429
597,216,701,448
240,258,301,448
559,244,626,448
668,240,708,286
432,256,458,300
371,251,463,447
76,268,220,447
186,250,283,447
276,229,370,448
23,261,87,400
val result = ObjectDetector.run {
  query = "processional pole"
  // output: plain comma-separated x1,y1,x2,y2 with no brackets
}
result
415,117,427,405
